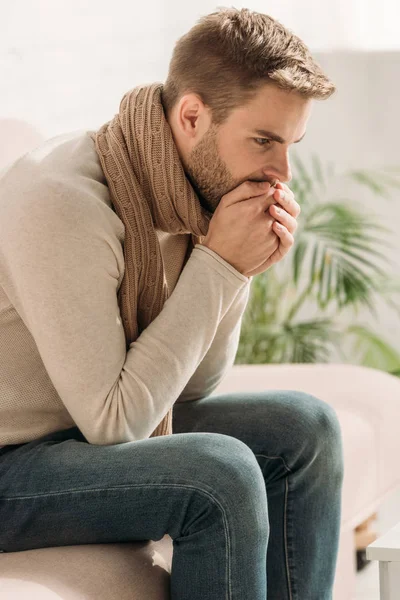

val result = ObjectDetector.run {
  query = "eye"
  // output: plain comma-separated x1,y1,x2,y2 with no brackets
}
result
254,138,272,147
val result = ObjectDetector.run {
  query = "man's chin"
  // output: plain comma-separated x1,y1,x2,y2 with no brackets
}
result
198,194,217,214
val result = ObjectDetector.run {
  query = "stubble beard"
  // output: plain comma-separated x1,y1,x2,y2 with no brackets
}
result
184,124,239,214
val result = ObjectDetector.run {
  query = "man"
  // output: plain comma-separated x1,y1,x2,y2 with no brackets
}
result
0,7,344,599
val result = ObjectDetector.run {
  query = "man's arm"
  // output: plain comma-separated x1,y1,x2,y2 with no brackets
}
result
176,259,251,402
0,177,250,446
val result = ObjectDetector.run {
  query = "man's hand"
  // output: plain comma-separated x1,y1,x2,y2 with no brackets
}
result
245,181,301,277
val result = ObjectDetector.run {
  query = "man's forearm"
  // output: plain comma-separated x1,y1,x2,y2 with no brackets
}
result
175,281,251,402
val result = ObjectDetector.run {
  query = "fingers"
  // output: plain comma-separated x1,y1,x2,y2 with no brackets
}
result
273,182,301,218
272,221,294,255
235,186,276,213
222,180,273,207
245,221,294,276
245,216,295,277
273,220,294,244
268,203,298,234
245,181,297,276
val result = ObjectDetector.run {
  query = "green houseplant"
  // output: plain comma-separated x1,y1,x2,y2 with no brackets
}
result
235,155,400,376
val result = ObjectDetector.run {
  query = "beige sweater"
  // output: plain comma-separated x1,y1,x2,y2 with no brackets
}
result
0,129,251,447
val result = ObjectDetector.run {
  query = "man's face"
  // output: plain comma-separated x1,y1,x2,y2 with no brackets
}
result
185,83,312,213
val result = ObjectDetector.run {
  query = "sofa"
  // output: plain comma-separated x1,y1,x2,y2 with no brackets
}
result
1,363,400,599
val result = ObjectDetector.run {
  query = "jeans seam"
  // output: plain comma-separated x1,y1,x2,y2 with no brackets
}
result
0,482,233,600
255,453,293,600
284,476,293,600
254,453,292,474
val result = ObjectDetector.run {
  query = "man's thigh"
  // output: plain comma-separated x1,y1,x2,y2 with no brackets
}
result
0,425,249,552
173,389,340,459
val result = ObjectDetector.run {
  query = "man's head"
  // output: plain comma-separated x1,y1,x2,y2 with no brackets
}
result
162,7,335,212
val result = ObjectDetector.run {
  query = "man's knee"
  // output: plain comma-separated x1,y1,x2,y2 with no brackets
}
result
171,432,269,539
290,391,344,475
178,432,267,504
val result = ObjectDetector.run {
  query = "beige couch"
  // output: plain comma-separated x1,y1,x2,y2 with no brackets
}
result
1,363,400,600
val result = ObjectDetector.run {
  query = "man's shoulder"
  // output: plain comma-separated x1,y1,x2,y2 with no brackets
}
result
3,129,98,182
0,129,119,230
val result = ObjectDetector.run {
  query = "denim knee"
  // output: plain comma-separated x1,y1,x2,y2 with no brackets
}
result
177,432,269,531
290,391,344,477
318,397,344,478
187,432,267,497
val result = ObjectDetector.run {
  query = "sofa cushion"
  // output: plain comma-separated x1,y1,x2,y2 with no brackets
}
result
0,536,173,600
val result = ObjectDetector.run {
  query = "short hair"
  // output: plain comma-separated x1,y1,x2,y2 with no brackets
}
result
162,7,336,124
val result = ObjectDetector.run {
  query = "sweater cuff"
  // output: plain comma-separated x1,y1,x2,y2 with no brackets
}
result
193,244,250,284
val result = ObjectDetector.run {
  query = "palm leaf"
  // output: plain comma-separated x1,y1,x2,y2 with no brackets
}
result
346,168,400,198
311,154,326,190
345,325,400,373
291,153,313,191
298,201,390,310
235,328,281,364
236,318,339,365
347,171,392,198
374,277,400,318
293,238,307,285
289,153,315,208
281,319,339,363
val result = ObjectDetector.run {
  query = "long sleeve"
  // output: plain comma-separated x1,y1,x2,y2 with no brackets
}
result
0,178,249,446
176,261,252,402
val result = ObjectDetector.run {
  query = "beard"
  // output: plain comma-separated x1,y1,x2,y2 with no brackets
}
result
184,124,239,213
184,123,277,213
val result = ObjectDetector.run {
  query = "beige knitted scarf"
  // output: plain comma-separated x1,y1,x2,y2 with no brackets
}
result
89,83,213,439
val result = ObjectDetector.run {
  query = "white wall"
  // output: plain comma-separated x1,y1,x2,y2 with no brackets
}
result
1,1,399,357
2,0,400,134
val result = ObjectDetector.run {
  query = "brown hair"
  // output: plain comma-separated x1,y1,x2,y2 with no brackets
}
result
162,7,336,124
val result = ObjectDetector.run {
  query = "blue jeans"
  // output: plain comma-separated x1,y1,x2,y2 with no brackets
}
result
0,390,344,599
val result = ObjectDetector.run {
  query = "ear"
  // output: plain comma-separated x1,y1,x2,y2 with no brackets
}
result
176,93,210,141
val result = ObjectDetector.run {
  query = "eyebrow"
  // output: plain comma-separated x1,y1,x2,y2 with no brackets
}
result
254,129,306,144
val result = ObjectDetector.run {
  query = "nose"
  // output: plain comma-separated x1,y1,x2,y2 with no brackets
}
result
263,150,292,184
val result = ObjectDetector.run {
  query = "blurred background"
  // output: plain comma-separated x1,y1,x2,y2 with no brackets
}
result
1,2,399,598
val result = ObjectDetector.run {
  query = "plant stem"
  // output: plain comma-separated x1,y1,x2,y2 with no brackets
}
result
286,281,315,324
